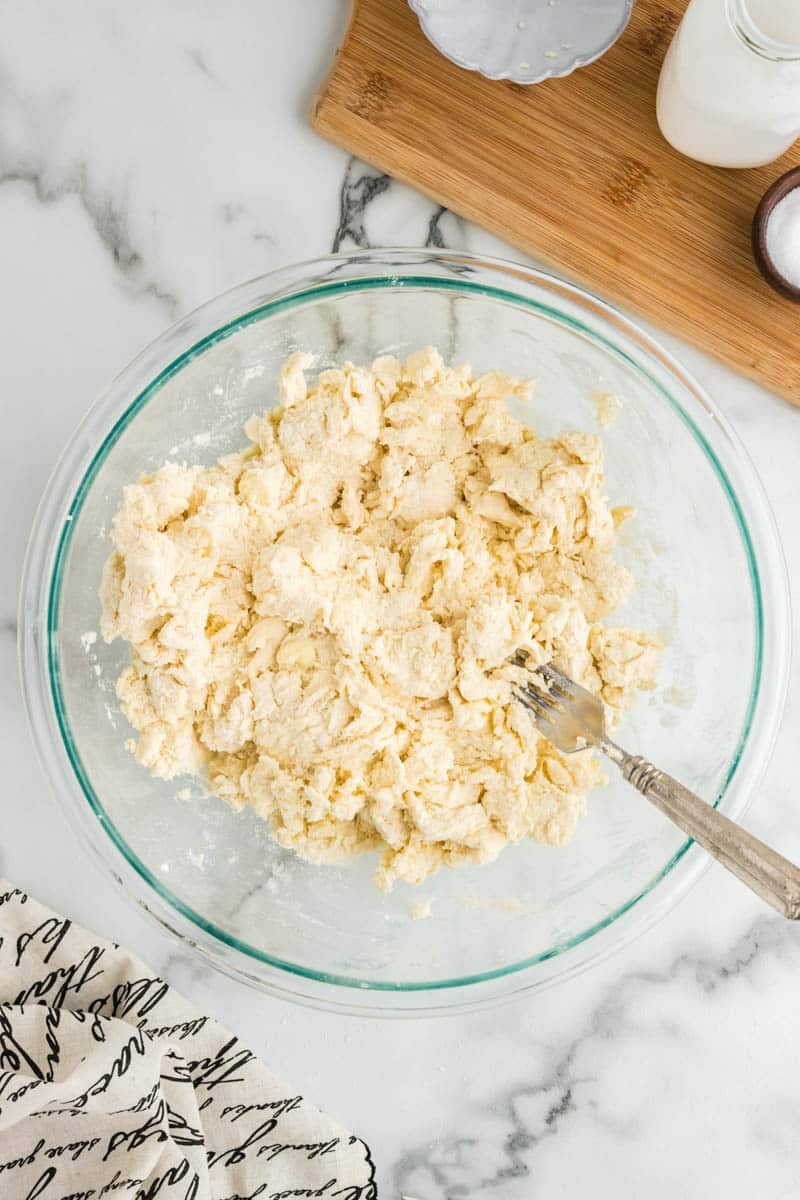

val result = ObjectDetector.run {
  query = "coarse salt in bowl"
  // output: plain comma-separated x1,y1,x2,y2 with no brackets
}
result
753,166,800,301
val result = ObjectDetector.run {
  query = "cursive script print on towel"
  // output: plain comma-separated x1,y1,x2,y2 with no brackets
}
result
0,880,377,1199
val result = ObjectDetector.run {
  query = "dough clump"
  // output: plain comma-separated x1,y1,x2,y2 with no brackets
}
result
101,349,659,889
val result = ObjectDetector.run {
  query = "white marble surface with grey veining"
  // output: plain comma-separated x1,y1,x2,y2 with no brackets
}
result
1,3,799,1196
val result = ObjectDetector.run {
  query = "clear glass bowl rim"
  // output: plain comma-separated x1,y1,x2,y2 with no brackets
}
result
18,249,791,1015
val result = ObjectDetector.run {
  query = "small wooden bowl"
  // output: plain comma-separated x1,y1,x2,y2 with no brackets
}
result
752,166,800,302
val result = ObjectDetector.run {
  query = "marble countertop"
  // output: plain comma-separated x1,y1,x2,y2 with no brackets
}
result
2,3,799,1196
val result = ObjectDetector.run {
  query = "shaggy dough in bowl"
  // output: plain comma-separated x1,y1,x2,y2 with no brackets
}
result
101,349,659,890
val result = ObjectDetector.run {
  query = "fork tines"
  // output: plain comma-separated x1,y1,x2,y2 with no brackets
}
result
510,652,575,699
511,680,562,722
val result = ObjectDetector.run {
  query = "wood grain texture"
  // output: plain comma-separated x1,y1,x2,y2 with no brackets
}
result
312,0,800,404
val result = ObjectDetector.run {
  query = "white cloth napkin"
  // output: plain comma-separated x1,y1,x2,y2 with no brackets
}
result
0,881,376,1199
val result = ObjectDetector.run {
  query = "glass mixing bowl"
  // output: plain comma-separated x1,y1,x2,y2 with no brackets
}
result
20,250,790,1014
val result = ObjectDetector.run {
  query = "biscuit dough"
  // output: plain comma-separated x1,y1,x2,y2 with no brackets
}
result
101,349,659,890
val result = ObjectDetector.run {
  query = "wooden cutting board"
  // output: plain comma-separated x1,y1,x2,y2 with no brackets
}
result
312,0,800,405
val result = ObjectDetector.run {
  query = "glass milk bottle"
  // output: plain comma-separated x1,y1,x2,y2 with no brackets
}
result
657,0,800,168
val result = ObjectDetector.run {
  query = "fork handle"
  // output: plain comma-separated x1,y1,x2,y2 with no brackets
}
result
617,753,800,920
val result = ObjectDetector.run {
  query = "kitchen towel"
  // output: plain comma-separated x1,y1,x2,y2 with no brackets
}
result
0,881,377,1199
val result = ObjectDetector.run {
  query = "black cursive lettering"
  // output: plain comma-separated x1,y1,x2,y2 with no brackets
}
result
220,1096,302,1124
61,1029,147,1109
44,1136,101,1162
257,1137,339,1163
332,1185,378,1200
13,945,107,1008
23,1166,57,1200
16,917,71,966
90,976,169,1023
268,1182,336,1200
134,1156,199,1200
142,1016,207,1042
98,1170,144,1197
186,1037,252,1093
70,1009,109,1044
0,1137,44,1173
43,1007,61,1081
207,1118,278,1168
109,1080,160,1117
0,1006,45,1082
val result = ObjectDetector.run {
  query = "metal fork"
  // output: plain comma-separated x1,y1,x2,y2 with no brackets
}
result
511,653,800,919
